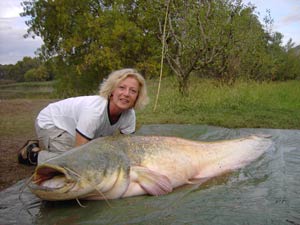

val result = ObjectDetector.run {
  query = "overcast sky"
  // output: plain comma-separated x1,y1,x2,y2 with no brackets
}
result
0,0,299,65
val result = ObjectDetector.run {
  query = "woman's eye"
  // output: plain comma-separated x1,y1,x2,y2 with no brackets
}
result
130,89,137,94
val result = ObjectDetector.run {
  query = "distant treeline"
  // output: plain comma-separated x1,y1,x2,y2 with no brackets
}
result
0,57,53,83
1,0,300,96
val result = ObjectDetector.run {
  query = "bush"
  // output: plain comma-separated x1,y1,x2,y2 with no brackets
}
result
24,65,50,82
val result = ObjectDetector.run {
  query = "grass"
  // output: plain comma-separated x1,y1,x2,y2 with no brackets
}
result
0,81,55,99
0,78,299,129
136,77,300,129
0,81,56,139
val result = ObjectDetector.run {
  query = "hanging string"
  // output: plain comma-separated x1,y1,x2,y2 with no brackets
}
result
153,0,170,112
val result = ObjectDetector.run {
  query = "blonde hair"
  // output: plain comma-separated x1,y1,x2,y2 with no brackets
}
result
99,68,149,110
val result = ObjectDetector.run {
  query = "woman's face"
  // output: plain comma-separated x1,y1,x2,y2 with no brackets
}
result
110,76,140,111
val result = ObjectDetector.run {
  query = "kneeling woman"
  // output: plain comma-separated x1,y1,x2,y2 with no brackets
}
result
18,68,149,165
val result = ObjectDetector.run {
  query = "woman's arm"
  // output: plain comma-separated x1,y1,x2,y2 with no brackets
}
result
75,131,90,146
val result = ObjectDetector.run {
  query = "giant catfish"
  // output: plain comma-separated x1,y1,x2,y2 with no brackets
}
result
28,135,272,201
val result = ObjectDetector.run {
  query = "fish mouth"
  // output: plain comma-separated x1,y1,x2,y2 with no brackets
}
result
28,164,77,195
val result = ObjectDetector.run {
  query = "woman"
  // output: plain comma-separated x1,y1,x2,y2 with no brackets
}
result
18,68,149,165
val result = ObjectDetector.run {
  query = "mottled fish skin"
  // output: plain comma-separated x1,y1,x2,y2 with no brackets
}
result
28,135,272,201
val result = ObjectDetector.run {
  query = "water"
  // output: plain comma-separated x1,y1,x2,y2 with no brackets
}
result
1,124,299,225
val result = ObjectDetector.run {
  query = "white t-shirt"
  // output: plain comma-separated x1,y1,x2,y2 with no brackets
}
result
37,96,136,139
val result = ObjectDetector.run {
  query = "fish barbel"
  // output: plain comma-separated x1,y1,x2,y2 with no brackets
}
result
28,135,272,201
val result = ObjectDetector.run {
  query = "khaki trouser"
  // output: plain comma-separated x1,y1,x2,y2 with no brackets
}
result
35,120,75,164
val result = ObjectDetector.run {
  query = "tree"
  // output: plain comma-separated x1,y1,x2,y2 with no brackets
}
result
21,0,161,95
21,0,300,97
161,0,267,93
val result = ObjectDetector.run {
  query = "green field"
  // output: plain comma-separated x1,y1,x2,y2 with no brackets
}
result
0,81,55,99
139,77,300,129
1,78,299,129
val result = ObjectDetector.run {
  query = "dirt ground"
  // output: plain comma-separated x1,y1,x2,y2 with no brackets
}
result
0,99,54,191
0,136,36,191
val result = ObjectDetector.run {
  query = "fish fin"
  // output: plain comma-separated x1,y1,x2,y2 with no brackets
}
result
132,166,173,196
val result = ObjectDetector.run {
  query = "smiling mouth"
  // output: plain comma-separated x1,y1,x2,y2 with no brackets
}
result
120,99,130,104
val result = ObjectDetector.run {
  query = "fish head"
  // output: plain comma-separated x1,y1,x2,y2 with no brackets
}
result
28,139,131,201
28,163,89,201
